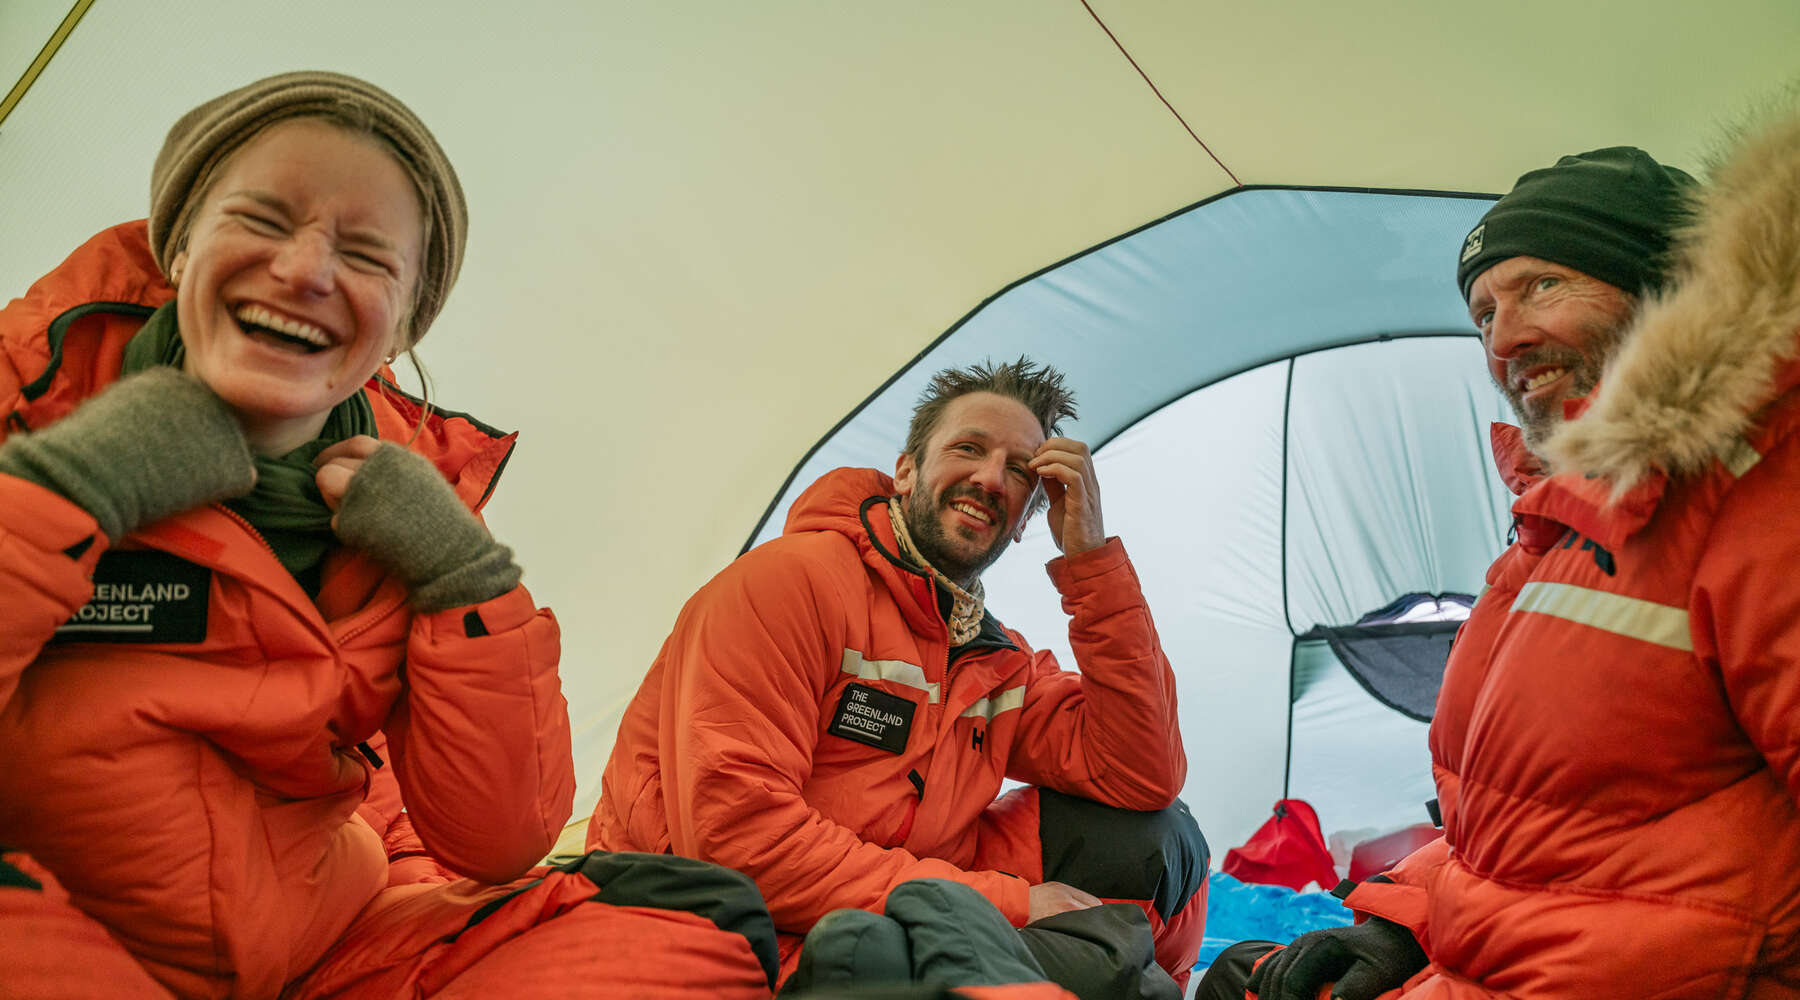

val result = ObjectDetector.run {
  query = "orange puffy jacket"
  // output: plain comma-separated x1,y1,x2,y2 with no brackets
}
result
592,467,1184,936
1342,112,1800,998
0,222,575,999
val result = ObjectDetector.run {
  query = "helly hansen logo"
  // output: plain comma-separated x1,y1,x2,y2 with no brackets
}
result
1559,529,1616,576
54,550,210,643
828,683,915,754
1461,224,1484,263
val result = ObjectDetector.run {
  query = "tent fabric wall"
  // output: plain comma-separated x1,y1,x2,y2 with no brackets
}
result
981,337,1512,852
1288,638,1435,842
747,187,1499,552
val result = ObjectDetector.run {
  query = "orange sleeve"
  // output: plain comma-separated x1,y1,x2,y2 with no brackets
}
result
1340,835,1449,944
1693,432,1800,808
1005,539,1186,810
0,474,108,710
385,584,575,884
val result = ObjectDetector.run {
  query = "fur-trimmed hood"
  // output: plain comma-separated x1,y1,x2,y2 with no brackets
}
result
1543,106,1800,492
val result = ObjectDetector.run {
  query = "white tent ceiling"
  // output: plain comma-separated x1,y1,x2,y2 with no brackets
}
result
4,1,1798,845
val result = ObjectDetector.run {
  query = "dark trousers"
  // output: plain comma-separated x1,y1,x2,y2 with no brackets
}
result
1190,940,1283,1000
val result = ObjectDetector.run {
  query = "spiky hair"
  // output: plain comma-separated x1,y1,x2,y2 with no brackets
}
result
903,357,1078,463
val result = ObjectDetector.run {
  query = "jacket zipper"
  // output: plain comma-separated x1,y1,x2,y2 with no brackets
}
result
213,502,279,560
209,503,404,644
213,504,402,764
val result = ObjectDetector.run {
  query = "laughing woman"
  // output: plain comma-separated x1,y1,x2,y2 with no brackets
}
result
0,73,584,997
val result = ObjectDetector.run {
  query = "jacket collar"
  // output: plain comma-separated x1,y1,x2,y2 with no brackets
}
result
1489,422,1545,497
1493,416,1667,552
782,467,1018,649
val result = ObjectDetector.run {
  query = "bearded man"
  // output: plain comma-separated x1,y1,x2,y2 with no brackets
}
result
593,358,1207,996
1204,116,1800,999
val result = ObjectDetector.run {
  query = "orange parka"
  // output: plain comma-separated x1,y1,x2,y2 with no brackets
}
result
1343,113,1800,998
0,221,575,999
592,467,1185,935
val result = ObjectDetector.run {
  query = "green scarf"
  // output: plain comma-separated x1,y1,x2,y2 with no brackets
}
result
121,302,375,590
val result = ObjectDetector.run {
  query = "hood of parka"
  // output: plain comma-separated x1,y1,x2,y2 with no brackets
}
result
1544,107,1800,495
781,466,945,639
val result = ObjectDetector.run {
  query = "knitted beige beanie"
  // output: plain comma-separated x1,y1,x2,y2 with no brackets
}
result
149,70,466,346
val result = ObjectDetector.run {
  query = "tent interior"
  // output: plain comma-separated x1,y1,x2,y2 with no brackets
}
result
6,0,1800,971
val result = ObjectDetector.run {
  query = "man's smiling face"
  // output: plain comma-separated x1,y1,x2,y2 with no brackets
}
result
893,391,1045,587
1468,255,1634,454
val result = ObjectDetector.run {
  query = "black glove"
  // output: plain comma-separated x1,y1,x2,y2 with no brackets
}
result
0,367,254,540
1245,917,1426,1000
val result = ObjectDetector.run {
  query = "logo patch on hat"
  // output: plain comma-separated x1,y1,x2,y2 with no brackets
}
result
1461,224,1485,264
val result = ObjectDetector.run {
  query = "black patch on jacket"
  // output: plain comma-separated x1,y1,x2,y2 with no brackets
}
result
827,682,915,754
52,550,209,644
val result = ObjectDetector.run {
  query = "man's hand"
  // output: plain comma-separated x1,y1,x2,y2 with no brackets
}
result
1027,437,1102,556
1026,880,1103,923
1244,918,1426,1000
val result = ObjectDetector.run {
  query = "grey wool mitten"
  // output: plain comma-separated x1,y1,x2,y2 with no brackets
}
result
0,367,255,540
332,441,521,613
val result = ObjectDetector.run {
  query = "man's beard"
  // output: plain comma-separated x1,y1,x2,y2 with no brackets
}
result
1495,316,1630,455
902,484,1013,588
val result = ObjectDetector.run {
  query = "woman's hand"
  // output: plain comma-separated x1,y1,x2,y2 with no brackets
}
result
314,439,520,612
0,368,254,540
313,435,382,530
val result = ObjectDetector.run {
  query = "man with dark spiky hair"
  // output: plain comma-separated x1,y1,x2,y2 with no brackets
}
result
593,357,1208,996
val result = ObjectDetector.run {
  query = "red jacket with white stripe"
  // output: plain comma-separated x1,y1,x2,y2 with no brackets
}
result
0,221,575,999
1343,112,1800,998
592,467,1184,933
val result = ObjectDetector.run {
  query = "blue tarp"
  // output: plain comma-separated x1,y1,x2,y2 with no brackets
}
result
1194,871,1353,970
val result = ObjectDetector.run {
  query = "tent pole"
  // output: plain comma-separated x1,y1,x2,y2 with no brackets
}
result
0,0,95,132
1280,357,1297,799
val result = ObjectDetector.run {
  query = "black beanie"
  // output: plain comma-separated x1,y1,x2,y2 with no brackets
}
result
1457,146,1698,301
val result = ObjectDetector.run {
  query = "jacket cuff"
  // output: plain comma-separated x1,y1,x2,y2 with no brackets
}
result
1045,536,1127,584
0,472,108,570
412,582,536,641
1342,877,1429,940
992,872,1032,927
1340,835,1449,940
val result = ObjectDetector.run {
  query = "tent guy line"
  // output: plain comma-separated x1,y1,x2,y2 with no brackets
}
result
1078,0,1242,186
